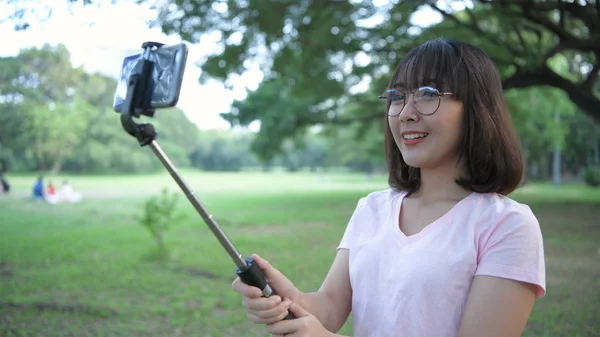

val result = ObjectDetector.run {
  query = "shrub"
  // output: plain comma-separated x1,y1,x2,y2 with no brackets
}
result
136,187,186,258
582,165,600,187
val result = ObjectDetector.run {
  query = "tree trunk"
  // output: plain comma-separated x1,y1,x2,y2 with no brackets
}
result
155,231,166,256
552,112,561,187
38,158,47,172
552,144,561,186
545,155,553,180
592,141,600,165
0,157,8,173
51,159,63,174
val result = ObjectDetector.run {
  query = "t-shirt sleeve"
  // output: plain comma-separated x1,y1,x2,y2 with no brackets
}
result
337,197,367,250
475,204,546,298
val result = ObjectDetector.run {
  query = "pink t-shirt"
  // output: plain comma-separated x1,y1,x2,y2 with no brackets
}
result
337,188,546,337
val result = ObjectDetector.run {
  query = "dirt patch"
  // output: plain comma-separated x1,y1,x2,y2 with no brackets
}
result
235,223,290,236
235,222,331,237
0,261,12,277
175,222,332,239
172,266,221,279
0,301,117,317
212,297,228,317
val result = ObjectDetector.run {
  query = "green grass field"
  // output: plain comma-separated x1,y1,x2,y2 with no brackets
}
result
1,171,598,337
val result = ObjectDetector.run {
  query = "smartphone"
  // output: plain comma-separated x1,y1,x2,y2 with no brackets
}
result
113,43,188,112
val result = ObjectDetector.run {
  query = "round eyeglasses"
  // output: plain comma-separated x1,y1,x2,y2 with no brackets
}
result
378,86,453,116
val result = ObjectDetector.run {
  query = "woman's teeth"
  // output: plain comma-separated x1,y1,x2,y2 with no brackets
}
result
402,133,428,140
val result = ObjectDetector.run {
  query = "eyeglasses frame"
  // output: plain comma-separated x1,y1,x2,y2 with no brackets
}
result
377,86,454,116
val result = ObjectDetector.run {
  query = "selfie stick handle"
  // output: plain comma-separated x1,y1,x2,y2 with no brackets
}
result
118,41,293,320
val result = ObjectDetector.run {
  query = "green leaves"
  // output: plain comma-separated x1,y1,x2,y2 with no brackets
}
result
4,1,600,119
0,44,205,174
135,187,186,259
506,86,575,156
3,0,599,175
21,98,89,171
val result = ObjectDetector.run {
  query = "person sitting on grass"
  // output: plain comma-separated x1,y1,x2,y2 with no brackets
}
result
58,180,82,204
0,173,9,194
45,181,59,204
32,176,45,201
231,38,546,337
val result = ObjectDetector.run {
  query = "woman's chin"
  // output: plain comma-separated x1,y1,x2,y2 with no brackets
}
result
402,156,427,169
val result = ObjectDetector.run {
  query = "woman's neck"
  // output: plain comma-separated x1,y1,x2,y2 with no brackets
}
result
409,160,471,203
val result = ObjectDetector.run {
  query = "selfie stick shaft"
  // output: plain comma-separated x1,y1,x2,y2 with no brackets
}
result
149,140,290,304
148,140,244,266
117,42,293,319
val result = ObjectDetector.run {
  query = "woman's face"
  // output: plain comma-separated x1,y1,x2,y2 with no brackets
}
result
387,86,464,170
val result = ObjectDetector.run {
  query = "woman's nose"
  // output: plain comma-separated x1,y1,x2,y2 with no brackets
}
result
398,96,419,122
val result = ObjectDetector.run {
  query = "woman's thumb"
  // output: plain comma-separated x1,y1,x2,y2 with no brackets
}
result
251,254,270,269
252,254,275,274
288,301,309,317
252,254,282,280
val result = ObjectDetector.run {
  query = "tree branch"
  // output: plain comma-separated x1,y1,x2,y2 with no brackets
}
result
428,2,523,59
582,53,600,90
503,65,600,124
519,3,574,43
513,22,530,60
544,38,600,61
497,0,600,31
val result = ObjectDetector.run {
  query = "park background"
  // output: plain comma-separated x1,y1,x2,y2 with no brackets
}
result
1,1,599,336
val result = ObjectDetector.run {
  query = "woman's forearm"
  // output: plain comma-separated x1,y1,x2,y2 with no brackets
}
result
298,291,350,333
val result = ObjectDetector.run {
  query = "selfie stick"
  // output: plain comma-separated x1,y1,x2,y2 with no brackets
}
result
117,41,293,319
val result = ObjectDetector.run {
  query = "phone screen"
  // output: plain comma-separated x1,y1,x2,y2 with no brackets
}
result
113,44,188,112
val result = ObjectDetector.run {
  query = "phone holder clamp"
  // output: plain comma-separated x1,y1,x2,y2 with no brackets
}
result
119,42,164,147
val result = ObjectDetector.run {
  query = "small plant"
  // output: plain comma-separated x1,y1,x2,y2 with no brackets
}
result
136,187,186,259
582,165,600,187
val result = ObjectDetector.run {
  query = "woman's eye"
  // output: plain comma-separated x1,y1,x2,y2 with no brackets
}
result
391,94,404,101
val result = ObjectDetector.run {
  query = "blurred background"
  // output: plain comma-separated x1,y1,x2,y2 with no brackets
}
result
0,1,598,337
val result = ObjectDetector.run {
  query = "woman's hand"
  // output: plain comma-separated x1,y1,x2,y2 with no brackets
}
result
232,254,301,324
266,301,334,337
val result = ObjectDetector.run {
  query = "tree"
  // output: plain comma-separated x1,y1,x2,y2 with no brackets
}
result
6,1,599,121
21,98,91,172
563,111,600,173
6,0,599,169
505,86,575,181
188,130,258,171
423,1,600,123
139,0,600,121
0,43,204,174
221,77,340,161
0,44,86,170
150,0,600,160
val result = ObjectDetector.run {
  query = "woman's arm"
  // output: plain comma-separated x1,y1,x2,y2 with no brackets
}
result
298,249,353,333
457,275,538,337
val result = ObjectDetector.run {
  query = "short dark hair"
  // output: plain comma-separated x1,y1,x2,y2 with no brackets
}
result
383,37,524,196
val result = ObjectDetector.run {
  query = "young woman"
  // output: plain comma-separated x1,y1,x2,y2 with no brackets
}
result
231,37,546,337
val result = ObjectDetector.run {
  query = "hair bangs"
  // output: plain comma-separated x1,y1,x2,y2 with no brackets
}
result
391,38,463,97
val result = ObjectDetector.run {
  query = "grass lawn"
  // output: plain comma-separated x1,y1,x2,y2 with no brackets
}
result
0,171,598,337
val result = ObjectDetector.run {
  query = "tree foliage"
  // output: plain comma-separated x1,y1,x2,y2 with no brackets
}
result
0,42,344,174
0,44,202,173
149,0,600,158
2,1,599,180
139,0,600,121
6,1,598,118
